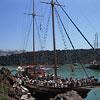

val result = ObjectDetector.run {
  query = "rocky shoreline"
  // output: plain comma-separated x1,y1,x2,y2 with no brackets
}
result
0,68,22,100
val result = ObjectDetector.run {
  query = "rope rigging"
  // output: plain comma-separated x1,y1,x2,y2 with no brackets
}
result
20,17,32,66
39,0,49,33
33,6,52,65
40,6,52,65
42,6,51,49
24,17,33,50
55,8,73,69
35,18,43,50
20,0,32,52
24,0,33,32
56,0,100,58
55,11,67,50
54,7,89,78
19,0,33,66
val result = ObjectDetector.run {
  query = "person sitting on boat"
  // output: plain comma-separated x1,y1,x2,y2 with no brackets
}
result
70,80,75,87
94,77,98,82
16,76,22,89
89,76,98,84
81,78,86,85
91,76,98,82
59,80,63,88
41,71,45,77
66,77,69,81
19,77,22,88
49,73,54,80
16,77,20,88
61,77,66,82
75,80,81,87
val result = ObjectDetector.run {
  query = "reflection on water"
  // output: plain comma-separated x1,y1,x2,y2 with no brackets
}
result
0,65,100,100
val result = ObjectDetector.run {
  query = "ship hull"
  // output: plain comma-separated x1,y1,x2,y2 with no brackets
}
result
25,83,90,100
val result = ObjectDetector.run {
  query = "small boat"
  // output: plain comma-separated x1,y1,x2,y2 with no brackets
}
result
73,63,78,66
88,64,100,69
87,60,100,69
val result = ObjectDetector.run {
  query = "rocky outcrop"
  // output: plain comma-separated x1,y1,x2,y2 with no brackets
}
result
0,68,16,85
49,90,83,100
0,68,22,100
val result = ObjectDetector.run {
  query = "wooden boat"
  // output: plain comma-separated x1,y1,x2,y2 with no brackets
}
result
19,0,100,100
21,65,100,100
25,83,90,100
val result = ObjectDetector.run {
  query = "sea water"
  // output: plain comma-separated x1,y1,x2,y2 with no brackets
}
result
0,65,100,100
47,65,100,100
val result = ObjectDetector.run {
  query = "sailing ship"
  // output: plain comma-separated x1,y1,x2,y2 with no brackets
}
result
17,0,100,100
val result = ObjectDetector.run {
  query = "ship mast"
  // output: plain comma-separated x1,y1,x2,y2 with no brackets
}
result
51,0,57,78
33,0,35,73
41,0,63,79
24,0,37,73
41,0,59,78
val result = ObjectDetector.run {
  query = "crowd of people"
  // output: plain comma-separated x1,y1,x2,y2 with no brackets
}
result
15,71,98,88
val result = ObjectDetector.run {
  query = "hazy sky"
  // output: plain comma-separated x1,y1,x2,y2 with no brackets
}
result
0,0,100,51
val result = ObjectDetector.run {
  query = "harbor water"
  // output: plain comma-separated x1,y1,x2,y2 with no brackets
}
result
0,65,100,100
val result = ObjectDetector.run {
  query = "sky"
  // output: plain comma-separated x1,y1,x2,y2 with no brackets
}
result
0,0,100,51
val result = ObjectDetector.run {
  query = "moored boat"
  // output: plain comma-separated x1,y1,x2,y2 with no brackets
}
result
88,64,100,69
16,0,100,99
87,60,100,69
25,83,90,100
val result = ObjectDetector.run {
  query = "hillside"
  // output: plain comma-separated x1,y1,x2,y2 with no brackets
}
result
0,49,100,66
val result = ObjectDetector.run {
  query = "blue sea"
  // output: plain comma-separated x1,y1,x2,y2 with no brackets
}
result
0,65,100,100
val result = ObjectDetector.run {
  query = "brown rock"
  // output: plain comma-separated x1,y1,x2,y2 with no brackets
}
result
49,90,83,100
0,68,22,100
8,87,16,97
7,74,16,85
15,88,23,97
8,97,16,100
